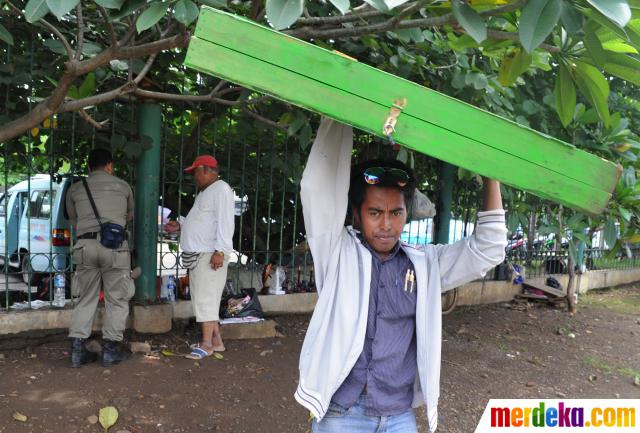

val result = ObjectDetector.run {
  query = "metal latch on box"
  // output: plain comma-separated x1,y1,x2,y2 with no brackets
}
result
383,98,407,148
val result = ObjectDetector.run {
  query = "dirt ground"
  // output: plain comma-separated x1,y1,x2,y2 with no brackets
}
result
0,286,639,433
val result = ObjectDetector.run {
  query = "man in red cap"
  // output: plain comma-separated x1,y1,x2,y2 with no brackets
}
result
164,155,235,359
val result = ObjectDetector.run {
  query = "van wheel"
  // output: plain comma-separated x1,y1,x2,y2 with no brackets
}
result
21,255,42,286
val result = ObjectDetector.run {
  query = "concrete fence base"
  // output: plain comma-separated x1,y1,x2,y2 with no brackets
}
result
1,268,638,338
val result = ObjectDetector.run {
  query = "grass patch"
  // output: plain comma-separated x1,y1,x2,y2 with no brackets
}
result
584,356,640,378
580,290,640,315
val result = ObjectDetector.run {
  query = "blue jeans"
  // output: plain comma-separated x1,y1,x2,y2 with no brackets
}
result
312,396,418,433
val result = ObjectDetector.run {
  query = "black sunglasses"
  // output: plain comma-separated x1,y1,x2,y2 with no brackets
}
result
363,167,410,187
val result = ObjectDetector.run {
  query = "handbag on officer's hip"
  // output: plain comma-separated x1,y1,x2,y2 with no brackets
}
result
81,179,126,249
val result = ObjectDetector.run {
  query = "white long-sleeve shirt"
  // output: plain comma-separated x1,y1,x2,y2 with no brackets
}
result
180,180,235,254
294,118,507,432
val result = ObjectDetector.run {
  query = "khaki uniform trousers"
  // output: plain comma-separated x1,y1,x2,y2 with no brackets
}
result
68,239,135,342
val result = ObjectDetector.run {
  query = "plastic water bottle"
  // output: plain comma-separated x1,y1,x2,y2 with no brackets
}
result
167,275,176,303
53,273,66,307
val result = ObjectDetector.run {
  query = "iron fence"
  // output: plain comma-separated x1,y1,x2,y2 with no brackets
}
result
504,247,640,278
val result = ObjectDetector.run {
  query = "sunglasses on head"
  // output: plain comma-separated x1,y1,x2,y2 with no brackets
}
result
363,167,410,187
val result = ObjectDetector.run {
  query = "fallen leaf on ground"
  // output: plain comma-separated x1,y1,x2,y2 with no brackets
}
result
13,412,27,422
213,353,224,360
161,350,176,357
99,406,118,432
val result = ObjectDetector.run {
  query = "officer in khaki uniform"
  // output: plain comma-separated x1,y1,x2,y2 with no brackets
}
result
66,148,135,368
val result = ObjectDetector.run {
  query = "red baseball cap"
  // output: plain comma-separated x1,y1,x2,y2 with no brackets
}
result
184,155,218,173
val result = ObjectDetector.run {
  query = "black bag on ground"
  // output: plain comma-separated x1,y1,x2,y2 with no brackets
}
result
220,288,264,319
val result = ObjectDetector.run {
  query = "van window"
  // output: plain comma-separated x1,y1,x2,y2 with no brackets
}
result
28,191,56,219
0,192,10,216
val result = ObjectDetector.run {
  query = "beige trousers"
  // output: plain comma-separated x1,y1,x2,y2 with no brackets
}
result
190,252,229,322
68,239,135,342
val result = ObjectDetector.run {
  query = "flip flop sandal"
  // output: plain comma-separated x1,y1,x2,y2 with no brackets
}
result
185,346,212,360
190,342,225,352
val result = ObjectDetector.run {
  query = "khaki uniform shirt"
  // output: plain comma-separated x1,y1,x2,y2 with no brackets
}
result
66,171,134,236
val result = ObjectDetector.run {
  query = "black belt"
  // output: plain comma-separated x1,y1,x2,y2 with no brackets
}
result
78,232,98,239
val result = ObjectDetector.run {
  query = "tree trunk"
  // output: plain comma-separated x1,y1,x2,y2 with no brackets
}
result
567,251,577,314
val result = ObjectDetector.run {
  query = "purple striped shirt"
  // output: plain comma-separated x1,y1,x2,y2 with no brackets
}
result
331,239,417,416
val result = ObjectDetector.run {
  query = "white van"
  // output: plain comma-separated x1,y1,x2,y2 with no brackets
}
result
0,175,73,289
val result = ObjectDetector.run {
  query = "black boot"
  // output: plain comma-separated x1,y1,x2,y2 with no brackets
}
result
102,340,131,367
70,338,98,368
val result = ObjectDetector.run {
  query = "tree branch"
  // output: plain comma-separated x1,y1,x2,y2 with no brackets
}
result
79,108,108,129
242,107,286,130
133,88,269,106
6,0,74,59
296,8,386,26
75,3,84,61
0,62,77,142
97,4,118,47
289,0,525,40
0,32,188,143
133,53,157,84
59,82,138,113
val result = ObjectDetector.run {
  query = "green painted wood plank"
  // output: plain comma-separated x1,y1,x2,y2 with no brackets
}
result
185,37,612,214
194,8,621,196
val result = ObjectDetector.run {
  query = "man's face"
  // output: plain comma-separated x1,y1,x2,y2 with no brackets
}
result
193,166,216,188
355,186,407,259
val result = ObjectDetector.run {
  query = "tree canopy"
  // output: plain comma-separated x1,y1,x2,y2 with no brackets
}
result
1,0,639,253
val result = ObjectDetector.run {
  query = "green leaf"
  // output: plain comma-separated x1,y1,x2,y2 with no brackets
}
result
199,0,227,7
362,0,389,12
603,52,640,85
394,28,424,43
555,63,576,127
95,0,126,9
136,2,168,33
328,0,350,14
299,124,312,150
287,112,306,136
173,0,199,25
572,232,589,244
46,0,79,19
265,0,304,29
518,0,562,53
573,60,610,127
559,1,584,34
619,207,632,221
78,73,96,98
451,0,487,43
584,24,607,67
625,19,640,51
24,0,50,22
109,0,146,19
465,71,488,89
0,23,13,46
601,39,638,53
498,47,532,86
584,10,628,41
603,216,618,248
98,406,118,432
585,0,631,28
43,38,67,55
567,213,584,227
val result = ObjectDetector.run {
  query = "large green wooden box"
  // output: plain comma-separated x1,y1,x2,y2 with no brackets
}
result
185,7,621,215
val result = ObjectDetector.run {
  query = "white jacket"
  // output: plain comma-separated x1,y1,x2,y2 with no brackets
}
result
294,118,507,432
